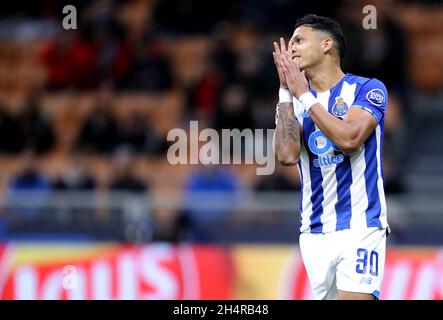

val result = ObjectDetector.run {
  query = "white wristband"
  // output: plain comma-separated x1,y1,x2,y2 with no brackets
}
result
298,91,318,112
278,88,293,103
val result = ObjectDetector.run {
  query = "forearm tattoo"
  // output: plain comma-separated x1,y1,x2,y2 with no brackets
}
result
275,103,300,153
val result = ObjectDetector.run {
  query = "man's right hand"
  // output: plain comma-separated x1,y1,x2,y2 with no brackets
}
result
273,37,290,89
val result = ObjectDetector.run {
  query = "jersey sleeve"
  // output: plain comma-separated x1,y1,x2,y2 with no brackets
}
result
352,78,388,124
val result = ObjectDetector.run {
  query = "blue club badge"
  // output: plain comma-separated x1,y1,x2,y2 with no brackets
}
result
332,96,349,118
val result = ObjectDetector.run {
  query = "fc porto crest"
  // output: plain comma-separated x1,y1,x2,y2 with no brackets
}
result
332,96,349,118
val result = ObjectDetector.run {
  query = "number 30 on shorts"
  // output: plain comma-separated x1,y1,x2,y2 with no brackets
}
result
355,248,378,276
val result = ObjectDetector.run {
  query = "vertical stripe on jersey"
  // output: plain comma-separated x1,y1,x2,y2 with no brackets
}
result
333,81,356,230
364,129,382,228
299,143,313,232
334,156,353,230
349,147,369,230
379,121,385,179
293,99,312,232
316,90,338,233
303,113,324,233
375,125,388,227
297,161,304,231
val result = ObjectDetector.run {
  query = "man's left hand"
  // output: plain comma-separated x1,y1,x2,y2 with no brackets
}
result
279,51,309,99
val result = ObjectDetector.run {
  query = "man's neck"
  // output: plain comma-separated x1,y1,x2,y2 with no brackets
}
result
306,62,346,93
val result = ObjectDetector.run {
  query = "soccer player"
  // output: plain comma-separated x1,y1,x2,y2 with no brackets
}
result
272,14,389,300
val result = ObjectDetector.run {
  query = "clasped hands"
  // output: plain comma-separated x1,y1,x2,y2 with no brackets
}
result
272,37,309,99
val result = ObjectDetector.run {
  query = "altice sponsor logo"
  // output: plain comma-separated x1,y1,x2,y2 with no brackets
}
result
308,130,344,168
313,154,344,168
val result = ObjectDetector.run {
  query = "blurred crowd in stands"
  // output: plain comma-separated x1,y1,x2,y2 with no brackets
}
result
0,0,441,243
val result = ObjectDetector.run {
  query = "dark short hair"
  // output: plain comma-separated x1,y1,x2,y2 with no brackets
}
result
294,14,346,65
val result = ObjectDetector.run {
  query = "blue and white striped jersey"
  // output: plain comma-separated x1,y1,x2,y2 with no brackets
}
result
290,73,389,233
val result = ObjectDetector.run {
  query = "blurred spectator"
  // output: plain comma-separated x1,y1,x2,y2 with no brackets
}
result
339,1,410,97
358,20,408,93
124,207,209,244
251,95,277,130
267,0,307,34
405,0,443,4
212,23,238,85
338,1,409,93
49,154,96,227
0,0,46,18
89,147,148,232
6,151,52,222
149,208,196,243
254,165,300,192
82,0,132,88
213,84,254,130
234,47,271,97
184,60,220,118
116,110,163,155
152,0,228,35
149,209,187,242
0,106,22,154
52,154,96,191
109,148,147,193
107,35,132,89
39,29,99,89
183,164,241,224
39,0,130,90
213,84,255,162
90,23,131,89
39,31,76,89
76,91,118,154
383,92,408,194
16,93,55,154
336,0,364,73
127,34,173,92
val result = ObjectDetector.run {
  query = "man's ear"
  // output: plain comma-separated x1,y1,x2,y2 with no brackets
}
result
323,38,334,54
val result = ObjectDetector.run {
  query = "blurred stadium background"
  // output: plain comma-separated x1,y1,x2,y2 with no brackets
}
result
0,0,442,299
